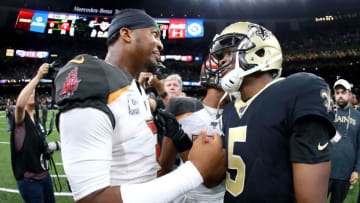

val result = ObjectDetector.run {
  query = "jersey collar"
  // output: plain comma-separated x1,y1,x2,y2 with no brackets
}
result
234,77,284,119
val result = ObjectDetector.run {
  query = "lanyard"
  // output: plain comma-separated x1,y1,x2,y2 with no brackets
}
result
335,107,351,137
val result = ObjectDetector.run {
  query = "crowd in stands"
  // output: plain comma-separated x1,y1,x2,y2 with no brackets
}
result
1,17,360,102
284,48,360,62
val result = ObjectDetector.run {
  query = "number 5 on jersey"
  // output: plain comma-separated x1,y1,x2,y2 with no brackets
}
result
226,126,247,197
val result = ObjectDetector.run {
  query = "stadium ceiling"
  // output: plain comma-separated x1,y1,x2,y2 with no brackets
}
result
0,0,359,19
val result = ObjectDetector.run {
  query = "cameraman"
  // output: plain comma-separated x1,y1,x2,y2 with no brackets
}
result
10,63,55,203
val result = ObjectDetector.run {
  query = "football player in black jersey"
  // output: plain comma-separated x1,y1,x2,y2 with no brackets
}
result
202,22,336,203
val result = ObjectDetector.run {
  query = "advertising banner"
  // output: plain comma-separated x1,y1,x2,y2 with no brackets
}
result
30,11,48,33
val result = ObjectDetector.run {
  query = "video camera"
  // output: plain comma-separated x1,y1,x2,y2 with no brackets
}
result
154,62,169,80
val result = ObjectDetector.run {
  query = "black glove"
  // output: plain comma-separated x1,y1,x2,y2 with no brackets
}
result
154,108,192,153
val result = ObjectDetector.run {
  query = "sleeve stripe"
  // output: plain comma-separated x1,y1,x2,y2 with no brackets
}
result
107,85,130,104
176,112,192,120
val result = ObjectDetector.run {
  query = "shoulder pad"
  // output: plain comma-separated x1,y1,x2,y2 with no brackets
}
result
55,54,132,107
166,97,203,118
55,54,133,129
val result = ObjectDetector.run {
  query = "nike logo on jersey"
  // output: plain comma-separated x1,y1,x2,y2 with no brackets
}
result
318,142,329,151
69,56,85,64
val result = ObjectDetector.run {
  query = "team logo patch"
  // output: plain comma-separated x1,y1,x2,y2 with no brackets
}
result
128,95,139,115
249,24,272,41
60,67,80,99
320,88,334,113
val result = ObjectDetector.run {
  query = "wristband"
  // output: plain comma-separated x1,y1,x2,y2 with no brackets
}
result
154,109,192,152
173,131,193,153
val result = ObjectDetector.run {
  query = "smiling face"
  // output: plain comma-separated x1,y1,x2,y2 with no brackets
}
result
133,27,163,73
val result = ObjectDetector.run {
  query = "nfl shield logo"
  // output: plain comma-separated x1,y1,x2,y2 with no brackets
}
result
238,105,247,118
239,106,246,114
210,121,218,129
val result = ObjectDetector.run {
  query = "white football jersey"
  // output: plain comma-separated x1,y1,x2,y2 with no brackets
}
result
108,80,160,185
166,97,225,203
58,55,160,201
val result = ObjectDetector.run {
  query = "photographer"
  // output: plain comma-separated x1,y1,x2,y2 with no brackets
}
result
10,63,56,203
5,99,15,132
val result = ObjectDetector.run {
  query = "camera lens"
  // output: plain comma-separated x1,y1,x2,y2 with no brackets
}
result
155,62,168,80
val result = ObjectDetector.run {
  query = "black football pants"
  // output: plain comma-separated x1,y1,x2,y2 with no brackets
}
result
328,179,350,203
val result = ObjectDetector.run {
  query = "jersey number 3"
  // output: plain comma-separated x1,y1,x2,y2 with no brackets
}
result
226,126,247,197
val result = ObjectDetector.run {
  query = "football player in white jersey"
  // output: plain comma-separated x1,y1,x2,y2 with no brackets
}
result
162,59,229,203
55,9,224,203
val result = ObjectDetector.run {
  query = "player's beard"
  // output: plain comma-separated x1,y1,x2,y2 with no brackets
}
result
337,100,349,109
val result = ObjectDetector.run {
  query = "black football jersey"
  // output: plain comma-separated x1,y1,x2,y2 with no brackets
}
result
222,72,335,203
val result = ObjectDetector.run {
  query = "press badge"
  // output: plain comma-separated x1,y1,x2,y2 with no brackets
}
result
330,131,342,143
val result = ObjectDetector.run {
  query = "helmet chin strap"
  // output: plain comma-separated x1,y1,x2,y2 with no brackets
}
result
221,68,242,93
216,91,228,119
220,54,282,93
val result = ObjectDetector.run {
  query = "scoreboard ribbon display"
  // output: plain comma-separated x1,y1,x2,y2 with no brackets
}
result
15,9,204,39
